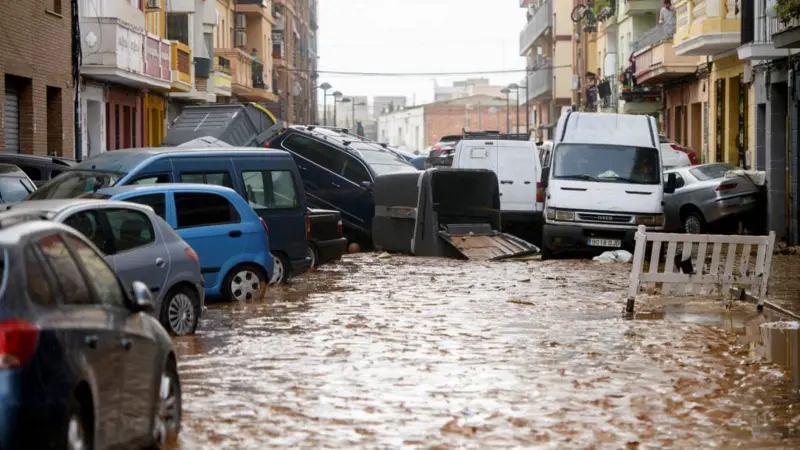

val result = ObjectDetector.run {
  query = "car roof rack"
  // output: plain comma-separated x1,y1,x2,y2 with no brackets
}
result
461,129,532,141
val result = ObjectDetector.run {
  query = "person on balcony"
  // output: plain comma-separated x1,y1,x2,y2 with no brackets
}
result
659,0,676,30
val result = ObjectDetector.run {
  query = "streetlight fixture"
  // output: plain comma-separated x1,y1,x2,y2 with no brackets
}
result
332,91,343,127
500,88,511,134
508,83,521,135
320,82,332,126
342,97,367,131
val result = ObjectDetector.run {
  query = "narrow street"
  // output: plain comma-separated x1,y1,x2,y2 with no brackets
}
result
170,255,800,449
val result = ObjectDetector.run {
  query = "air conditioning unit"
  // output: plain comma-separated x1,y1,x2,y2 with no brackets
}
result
235,13,246,30
235,31,247,48
146,0,160,9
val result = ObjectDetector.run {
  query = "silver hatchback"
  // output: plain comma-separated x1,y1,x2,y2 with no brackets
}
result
6,199,205,335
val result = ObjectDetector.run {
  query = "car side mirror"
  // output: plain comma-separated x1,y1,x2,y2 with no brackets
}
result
664,173,677,194
130,281,154,312
541,166,550,188
360,181,373,190
536,141,544,146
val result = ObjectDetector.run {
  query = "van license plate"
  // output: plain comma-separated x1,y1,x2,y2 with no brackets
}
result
587,238,622,248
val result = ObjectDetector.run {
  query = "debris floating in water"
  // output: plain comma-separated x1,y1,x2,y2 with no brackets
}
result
377,252,392,259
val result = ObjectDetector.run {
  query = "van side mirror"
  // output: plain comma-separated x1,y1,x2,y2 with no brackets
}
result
664,173,677,194
535,141,544,146
541,166,550,188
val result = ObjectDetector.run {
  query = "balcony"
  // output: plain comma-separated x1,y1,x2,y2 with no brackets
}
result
673,0,742,56
236,0,269,16
214,48,278,102
213,56,233,97
526,66,553,101
519,0,553,56
738,0,787,59
80,18,172,90
620,0,661,17
632,23,701,84
170,42,192,91
771,0,800,49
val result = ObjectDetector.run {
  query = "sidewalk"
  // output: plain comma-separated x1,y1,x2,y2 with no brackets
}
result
767,252,800,315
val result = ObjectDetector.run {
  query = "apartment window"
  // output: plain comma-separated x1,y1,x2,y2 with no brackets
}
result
46,0,62,14
167,14,190,46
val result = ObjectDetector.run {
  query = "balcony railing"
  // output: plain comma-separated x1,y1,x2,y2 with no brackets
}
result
771,1,800,48
519,0,553,56
631,22,677,53
527,66,553,101
170,42,192,86
215,56,232,75
215,48,255,90
673,0,742,55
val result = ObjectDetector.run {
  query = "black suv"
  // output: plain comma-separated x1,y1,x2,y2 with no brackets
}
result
0,154,75,187
264,125,416,243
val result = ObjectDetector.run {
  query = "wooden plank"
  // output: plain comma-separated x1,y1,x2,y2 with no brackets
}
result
694,242,708,295
640,232,770,246
675,241,693,295
753,240,767,293
640,272,761,285
663,241,678,295
758,231,777,307
627,226,648,310
722,243,738,295
647,240,662,295
739,244,752,279
708,243,723,295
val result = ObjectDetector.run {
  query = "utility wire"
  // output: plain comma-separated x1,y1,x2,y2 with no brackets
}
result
277,65,572,77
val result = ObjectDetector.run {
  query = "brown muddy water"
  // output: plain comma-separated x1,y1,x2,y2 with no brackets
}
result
168,254,800,449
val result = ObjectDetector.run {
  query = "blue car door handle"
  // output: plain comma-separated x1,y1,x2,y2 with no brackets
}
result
229,230,243,238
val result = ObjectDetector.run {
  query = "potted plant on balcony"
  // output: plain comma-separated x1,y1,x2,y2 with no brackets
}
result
775,0,800,23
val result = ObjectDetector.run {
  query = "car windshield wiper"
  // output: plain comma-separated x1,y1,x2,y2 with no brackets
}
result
599,175,655,184
559,174,600,182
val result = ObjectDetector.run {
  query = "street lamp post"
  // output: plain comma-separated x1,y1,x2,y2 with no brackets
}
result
320,82,332,126
342,97,367,131
508,83,520,135
332,91,343,127
501,88,511,133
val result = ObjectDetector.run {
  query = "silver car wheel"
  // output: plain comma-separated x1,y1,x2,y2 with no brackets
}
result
230,270,262,301
167,294,195,336
270,253,285,284
685,215,703,234
153,373,179,446
307,245,317,269
67,413,87,450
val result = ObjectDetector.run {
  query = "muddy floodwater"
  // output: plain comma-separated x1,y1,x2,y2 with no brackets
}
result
169,254,800,449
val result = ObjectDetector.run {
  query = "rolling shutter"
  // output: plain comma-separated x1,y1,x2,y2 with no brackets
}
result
3,87,20,153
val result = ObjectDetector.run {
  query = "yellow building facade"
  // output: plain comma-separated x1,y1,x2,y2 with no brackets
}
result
144,4,168,147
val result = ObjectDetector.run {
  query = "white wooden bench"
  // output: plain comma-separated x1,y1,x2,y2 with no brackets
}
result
627,225,776,313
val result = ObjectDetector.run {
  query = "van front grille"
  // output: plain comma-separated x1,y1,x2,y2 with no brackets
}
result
577,213,633,224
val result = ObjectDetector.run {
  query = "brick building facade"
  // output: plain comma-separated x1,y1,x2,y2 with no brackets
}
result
1,1,74,157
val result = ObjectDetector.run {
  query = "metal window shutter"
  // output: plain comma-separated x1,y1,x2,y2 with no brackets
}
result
3,87,20,154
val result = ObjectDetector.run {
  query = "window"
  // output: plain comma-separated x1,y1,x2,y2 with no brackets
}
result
167,13,190,46
0,177,36,203
180,172,232,188
175,192,240,229
242,170,299,209
341,158,371,184
204,32,214,58
36,234,93,305
25,248,54,306
63,210,107,252
50,170,62,179
131,173,171,185
553,143,661,185
283,134,345,173
20,166,42,181
674,174,685,189
689,163,739,181
62,234,126,308
104,209,155,253
28,170,121,200
46,0,61,14
125,193,167,219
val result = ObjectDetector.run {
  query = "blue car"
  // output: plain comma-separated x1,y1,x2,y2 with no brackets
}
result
87,183,274,301
385,148,426,170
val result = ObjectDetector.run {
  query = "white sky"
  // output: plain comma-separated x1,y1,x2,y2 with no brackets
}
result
317,0,526,106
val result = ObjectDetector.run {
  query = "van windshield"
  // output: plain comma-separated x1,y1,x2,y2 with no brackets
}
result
553,143,661,185
27,170,121,200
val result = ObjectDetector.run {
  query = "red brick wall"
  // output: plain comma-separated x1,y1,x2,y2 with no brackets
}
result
0,4,73,156
424,104,527,147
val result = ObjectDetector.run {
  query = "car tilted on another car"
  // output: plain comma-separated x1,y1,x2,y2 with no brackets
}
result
82,183,275,301
0,218,181,449
5,198,205,336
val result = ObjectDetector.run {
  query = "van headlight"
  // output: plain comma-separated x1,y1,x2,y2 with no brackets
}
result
635,214,664,227
545,208,575,221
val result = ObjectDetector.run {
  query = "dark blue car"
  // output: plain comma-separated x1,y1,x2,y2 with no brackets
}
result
266,126,417,243
0,217,180,449
27,147,310,283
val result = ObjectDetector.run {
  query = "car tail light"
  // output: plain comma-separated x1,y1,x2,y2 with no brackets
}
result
260,218,269,235
670,144,682,151
336,219,343,236
0,320,39,369
263,141,270,148
536,181,545,203
716,182,738,192
306,215,310,240
184,246,200,263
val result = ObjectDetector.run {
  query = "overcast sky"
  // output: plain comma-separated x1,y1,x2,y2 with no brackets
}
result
317,0,526,106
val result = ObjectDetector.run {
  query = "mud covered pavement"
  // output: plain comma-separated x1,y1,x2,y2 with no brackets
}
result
170,254,800,448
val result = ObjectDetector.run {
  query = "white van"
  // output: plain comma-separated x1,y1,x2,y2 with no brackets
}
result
452,132,544,239
540,112,676,259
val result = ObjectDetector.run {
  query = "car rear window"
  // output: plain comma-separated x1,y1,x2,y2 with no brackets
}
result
689,164,739,181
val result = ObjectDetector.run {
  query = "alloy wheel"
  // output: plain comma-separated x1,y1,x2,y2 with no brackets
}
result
230,270,262,301
153,373,180,446
685,216,703,234
270,253,285,284
167,293,195,336
307,246,317,269
67,413,87,450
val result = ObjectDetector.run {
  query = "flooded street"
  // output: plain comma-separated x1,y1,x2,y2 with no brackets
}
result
170,254,800,449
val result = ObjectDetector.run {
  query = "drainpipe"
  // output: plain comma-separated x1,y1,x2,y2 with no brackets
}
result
72,0,82,161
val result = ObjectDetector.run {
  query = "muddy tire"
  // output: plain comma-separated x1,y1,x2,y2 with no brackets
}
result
222,264,267,301
682,211,707,234
152,362,181,448
269,252,290,284
540,244,553,261
65,397,91,450
307,243,319,269
159,286,199,336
